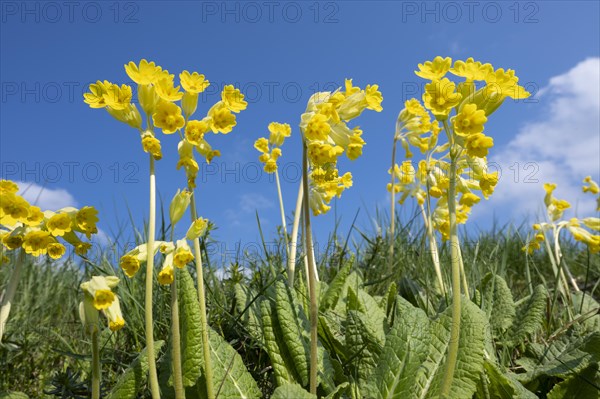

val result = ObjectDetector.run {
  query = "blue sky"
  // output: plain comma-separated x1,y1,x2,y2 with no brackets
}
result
1,1,599,263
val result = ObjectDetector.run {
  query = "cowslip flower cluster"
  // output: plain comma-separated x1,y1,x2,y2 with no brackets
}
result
254,122,292,173
79,276,125,332
523,180,599,254
299,79,383,215
0,180,98,260
389,57,530,240
582,176,600,211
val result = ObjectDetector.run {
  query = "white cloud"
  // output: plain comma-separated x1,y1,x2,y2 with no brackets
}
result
477,58,600,222
225,192,274,226
17,182,77,210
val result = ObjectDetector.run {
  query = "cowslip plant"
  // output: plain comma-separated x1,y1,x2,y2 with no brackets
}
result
79,275,125,399
391,56,531,396
0,179,99,342
523,178,599,314
298,79,383,394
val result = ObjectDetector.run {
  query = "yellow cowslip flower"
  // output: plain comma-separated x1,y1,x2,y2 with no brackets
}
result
120,255,140,278
141,134,162,160
106,103,143,129
153,101,185,134
452,104,487,136
308,142,344,166
180,71,210,94
158,264,174,285
207,102,237,133
0,180,19,194
61,231,93,256
25,206,44,226
22,230,52,256
2,232,23,250
459,192,481,207
522,232,545,254
185,119,211,145
449,58,493,81
268,122,292,146
583,176,600,194
47,242,66,259
317,102,341,124
81,276,119,310
464,133,494,158
485,68,530,100
344,79,361,96
155,77,184,102
415,56,452,80
479,173,499,199
83,80,111,109
169,189,191,227
75,206,99,239
582,217,600,232
187,217,209,240
195,138,221,164
304,113,331,141
173,239,194,268
176,140,199,187
125,59,163,85
75,242,92,256
423,78,462,119
0,192,30,226
347,132,366,161
254,137,269,153
104,296,125,331
221,85,248,113
337,91,368,121
365,84,383,112
46,212,73,237
103,83,133,110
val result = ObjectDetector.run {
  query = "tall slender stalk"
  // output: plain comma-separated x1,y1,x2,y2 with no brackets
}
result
146,155,160,399
389,137,398,271
287,181,304,285
440,121,462,397
301,141,319,395
275,170,290,261
91,329,101,399
0,250,24,343
170,235,185,399
419,203,446,295
189,193,214,399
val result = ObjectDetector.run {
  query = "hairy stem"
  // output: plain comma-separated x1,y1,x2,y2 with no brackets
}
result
440,121,462,397
275,170,290,264
287,181,304,285
189,193,214,399
146,155,160,399
419,203,446,295
389,137,398,271
302,141,319,395
0,250,24,342
91,329,101,399
170,233,185,399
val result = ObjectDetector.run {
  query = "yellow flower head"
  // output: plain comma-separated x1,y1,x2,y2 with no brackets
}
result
268,122,292,147
125,59,163,85
47,242,66,259
47,212,73,237
2,233,23,250
423,78,462,119
185,119,211,145
173,240,194,268
155,77,184,102
485,68,530,100
459,192,481,207
254,137,269,153
208,102,237,134
415,56,452,80
180,70,210,94
346,133,366,161
304,113,331,141
158,265,175,285
83,80,111,109
479,173,499,198
453,103,487,136
104,297,125,331
0,192,30,225
141,134,163,160
25,206,44,226
153,101,185,134
365,84,383,112
449,58,493,81
0,180,19,194
103,83,133,110
75,206,99,239
464,133,494,158
169,189,191,227
221,85,248,113
308,142,344,166
80,276,119,311
120,255,140,278
187,217,209,240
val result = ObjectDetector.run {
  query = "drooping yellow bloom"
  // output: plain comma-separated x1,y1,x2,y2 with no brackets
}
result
415,56,452,80
25,206,44,226
207,102,237,134
120,255,140,278
464,133,494,158
254,137,269,153
125,59,163,85
155,77,184,102
221,85,248,113
153,101,185,134
187,217,209,240
365,84,383,112
423,78,462,119
185,119,211,145
141,134,163,160
485,68,530,100
47,242,66,259
304,113,331,141
169,189,191,227
104,297,125,331
75,206,99,238
158,264,175,285
46,212,73,237
453,104,487,136
80,276,124,332
2,233,23,250
173,239,194,268
268,122,292,146
0,180,19,194
180,70,210,94
81,276,119,310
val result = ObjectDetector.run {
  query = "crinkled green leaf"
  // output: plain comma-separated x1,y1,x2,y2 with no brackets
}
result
260,299,297,386
107,340,164,399
505,284,547,347
479,273,515,336
321,261,353,311
178,268,203,386
572,292,600,335
478,359,537,399
345,310,382,386
234,283,264,346
547,363,600,399
0,393,29,399
271,383,316,399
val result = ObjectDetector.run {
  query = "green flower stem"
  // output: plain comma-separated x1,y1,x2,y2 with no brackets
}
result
189,192,215,399
275,169,290,264
287,181,304,285
146,155,161,399
389,136,398,271
302,141,319,395
419,203,446,295
170,234,185,399
91,329,101,399
440,120,462,397
0,250,24,343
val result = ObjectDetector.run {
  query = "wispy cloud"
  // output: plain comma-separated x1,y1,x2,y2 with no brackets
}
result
18,181,77,210
476,57,600,222
225,192,274,226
